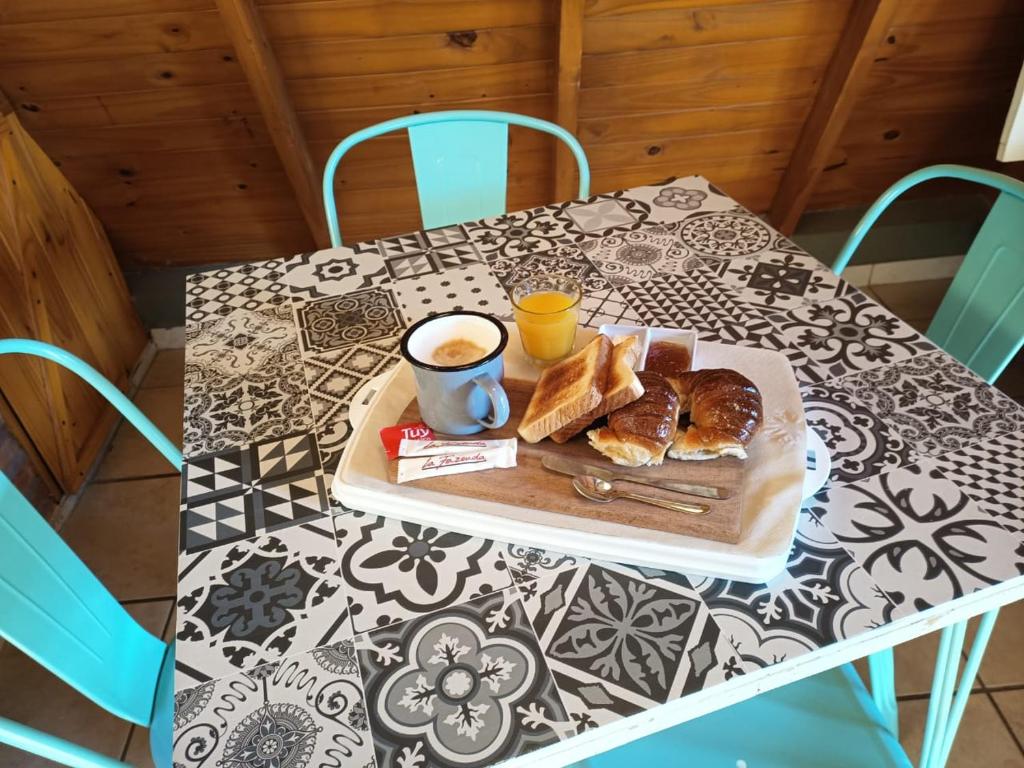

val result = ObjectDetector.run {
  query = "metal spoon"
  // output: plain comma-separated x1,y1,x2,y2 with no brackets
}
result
572,475,711,516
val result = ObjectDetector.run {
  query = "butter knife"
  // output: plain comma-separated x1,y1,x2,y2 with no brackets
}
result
541,454,731,500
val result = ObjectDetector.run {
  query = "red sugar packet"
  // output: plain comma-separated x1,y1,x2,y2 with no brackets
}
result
380,422,434,460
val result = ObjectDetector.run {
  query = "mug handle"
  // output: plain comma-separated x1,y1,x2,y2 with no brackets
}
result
472,374,510,429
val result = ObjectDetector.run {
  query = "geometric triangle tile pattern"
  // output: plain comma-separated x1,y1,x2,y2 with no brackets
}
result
431,243,481,270
377,233,427,259
385,252,437,281
183,454,246,499
621,269,750,335
259,474,328,531
180,430,327,553
255,433,317,479
423,224,469,247
179,493,253,553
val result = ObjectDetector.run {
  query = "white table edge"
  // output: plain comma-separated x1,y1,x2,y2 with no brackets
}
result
505,573,1024,767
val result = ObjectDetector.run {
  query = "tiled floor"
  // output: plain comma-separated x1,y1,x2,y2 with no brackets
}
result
0,349,183,768
2,274,1024,766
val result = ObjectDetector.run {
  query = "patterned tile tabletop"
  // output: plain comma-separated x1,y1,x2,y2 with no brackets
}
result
173,176,1024,767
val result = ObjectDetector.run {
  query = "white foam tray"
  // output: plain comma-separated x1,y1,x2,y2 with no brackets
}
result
334,325,808,583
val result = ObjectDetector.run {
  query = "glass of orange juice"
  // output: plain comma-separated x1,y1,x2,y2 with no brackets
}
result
511,274,582,366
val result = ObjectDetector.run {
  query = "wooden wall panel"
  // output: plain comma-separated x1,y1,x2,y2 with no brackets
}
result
0,11,230,63
268,1,559,249
0,0,1021,268
0,49,242,100
579,0,850,213
808,4,1024,209
275,26,555,80
0,0,214,25
0,108,147,492
257,1,555,39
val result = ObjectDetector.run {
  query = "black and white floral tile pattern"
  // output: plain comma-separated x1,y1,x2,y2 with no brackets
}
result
465,207,574,260
801,382,913,487
185,261,292,323
392,262,513,324
506,544,586,637
187,304,295,374
184,305,314,456
284,244,389,299
294,288,406,357
334,512,513,632
579,224,709,284
173,645,375,768
808,462,1024,613
709,251,852,311
627,176,738,224
175,176,1024,767
180,431,329,553
929,431,1024,535
698,315,832,387
520,561,743,726
301,336,401,474
689,512,898,669
175,517,348,687
833,351,1024,457
763,293,935,382
503,543,582,594
357,588,570,767
836,349,986,410
674,210,774,261
552,191,652,242
489,244,611,294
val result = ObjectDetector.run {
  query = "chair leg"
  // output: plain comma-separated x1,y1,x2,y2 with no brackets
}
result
868,647,899,736
919,608,1000,768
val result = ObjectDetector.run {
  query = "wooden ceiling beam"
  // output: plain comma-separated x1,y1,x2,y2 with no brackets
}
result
554,0,585,202
768,0,899,234
214,0,330,249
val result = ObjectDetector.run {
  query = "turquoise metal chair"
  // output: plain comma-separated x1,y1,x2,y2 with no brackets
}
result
835,163,1024,768
587,165,1024,768
590,664,911,767
0,339,181,768
322,110,591,246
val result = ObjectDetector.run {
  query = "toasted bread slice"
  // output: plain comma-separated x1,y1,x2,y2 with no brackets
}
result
517,334,613,443
550,335,644,443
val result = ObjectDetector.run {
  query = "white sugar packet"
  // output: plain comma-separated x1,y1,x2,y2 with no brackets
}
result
396,444,517,483
398,437,517,458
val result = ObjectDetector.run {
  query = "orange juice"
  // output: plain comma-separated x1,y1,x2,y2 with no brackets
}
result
513,289,580,363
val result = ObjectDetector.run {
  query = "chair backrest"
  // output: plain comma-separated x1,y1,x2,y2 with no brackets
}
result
322,110,591,247
0,472,166,724
0,339,180,729
831,164,1024,384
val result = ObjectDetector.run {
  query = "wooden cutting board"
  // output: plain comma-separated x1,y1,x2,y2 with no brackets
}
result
388,378,746,544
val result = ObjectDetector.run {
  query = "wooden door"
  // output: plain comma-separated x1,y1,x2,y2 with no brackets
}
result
0,99,146,493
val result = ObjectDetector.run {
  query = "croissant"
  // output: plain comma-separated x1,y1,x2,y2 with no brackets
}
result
587,371,679,467
666,369,763,460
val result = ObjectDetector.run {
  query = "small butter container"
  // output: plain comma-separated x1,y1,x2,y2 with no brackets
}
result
597,324,697,371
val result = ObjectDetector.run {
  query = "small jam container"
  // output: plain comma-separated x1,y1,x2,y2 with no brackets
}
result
596,324,697,371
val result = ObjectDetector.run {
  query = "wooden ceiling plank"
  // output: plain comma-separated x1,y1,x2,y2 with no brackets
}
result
768,0,900,234
215,0,328,248
554,0,585,201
